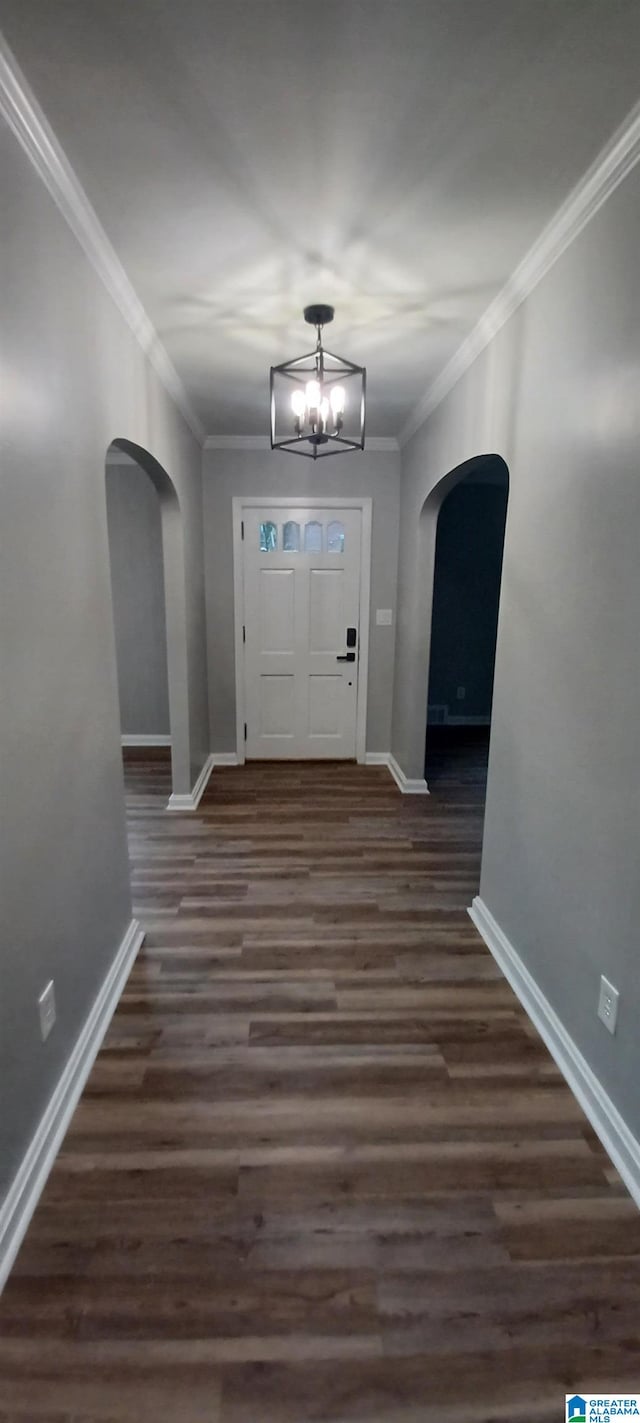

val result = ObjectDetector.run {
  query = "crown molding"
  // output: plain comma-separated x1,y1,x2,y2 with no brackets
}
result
400,99,640,447
0,34,206,446
204,434,399,452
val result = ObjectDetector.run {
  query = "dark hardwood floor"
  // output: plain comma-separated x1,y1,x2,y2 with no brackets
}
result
425,723,491,791
0,752,638,1420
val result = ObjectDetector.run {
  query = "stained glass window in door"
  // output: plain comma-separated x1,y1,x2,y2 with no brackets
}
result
327,520,345,553
283,520,300,552
304,520,323,553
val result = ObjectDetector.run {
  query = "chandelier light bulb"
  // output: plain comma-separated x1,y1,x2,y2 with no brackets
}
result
305,379,321,412
320,396,330,424
330,385,346,417
291,388,306,418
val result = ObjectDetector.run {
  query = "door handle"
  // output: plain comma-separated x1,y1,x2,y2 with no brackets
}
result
337,651,356,662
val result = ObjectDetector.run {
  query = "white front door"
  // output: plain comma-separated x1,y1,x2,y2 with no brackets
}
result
242,505,362,759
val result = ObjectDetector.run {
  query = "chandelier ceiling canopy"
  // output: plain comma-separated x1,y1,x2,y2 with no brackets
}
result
270,305,366,459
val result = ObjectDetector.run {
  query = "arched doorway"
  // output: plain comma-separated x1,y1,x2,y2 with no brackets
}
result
423,454,509,810
104,439,191,807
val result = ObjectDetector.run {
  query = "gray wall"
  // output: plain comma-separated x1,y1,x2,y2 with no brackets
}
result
428,480,508,721
106,461,170,737
393,165,640,1140
203,448,401,754
0,117,209,1202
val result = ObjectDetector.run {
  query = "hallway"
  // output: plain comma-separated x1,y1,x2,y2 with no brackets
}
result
0,759,638,1419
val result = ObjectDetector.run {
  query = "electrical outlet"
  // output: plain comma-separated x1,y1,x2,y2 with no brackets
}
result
597,975,619,1035
38,980,56,1042
456,686,466,700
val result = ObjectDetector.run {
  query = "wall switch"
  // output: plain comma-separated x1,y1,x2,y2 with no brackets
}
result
597,975,619,1035
456,686,466,700
376,608,393,626
38,980,56,1042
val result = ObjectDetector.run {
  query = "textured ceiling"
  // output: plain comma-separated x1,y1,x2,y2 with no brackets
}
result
1,0,639,436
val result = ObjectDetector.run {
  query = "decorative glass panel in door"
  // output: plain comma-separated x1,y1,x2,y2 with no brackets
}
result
327,520,345,553
283,520,300,552
259,520,278,552
304,520,323,553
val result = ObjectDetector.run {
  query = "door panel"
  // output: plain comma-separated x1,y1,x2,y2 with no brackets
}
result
309,569,345,653
260,569,295,653
260,675,295,738
243,506,362,759
308,675,344,738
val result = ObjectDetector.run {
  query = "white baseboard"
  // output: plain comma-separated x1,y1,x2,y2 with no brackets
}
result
469,896,640,1210
121,734,171,747
388,753,429,795
167,753,215,811
0,916,144,1294
364,751,429,794
210,752,239,767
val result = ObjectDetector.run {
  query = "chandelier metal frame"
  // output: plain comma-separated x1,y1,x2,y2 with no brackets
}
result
270,304,366,459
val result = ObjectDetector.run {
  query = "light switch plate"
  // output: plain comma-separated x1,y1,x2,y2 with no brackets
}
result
376,609,393,626
38,980,56,1042
597,975,619,1035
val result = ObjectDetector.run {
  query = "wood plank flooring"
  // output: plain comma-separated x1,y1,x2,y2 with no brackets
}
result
1,751,639,1420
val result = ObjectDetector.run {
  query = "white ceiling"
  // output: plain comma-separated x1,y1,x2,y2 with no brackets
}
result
1,0,639,437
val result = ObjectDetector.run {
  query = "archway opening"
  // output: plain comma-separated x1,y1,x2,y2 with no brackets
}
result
105,438,189,817
424,455,509,815
106,445,171,810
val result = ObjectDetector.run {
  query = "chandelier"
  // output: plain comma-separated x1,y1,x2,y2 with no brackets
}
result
270,305,366,459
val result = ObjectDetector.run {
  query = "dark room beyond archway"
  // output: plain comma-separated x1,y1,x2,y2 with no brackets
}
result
425,456,509,806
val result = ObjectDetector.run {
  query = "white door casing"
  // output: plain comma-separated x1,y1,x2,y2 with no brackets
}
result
233,498,371,763
244,505,360,759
